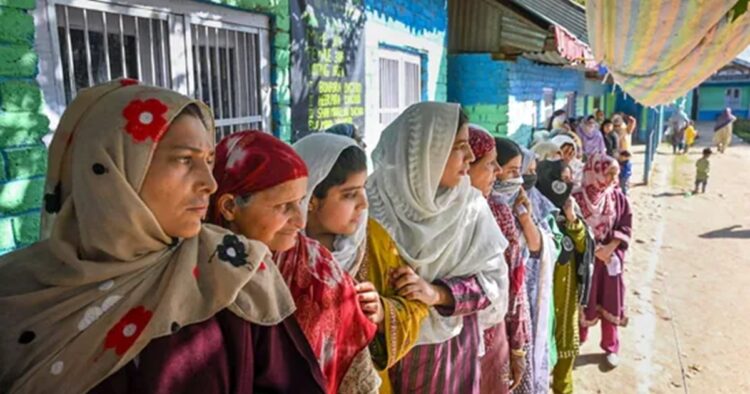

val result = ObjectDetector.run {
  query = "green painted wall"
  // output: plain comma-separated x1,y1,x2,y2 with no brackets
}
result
698,85,750,110
208,0,293,141
0,0,49,253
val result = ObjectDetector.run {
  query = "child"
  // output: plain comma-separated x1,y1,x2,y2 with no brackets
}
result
694,148,712,193
618,150,633,195
684,121,697,154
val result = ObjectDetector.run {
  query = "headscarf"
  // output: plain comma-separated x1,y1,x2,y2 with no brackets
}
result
550,133,579,154
714,108,737,131
536,160,573,209
0,80,294,393
293,133,367,273
573,153,620,241
468,124,495,161
207,130,308,225
209,131,376,394
532,141,562,161
368,102,508,343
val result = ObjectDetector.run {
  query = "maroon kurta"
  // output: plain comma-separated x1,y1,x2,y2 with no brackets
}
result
91,309,326,394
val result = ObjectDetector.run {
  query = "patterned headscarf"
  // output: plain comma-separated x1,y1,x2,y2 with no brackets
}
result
714,108,736,131
0,80,294,393
209,130,376,393
208,130,308,225
468,124,495,161
573,153,620,241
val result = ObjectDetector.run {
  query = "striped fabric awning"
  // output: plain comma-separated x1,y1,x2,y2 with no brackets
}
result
586,0,750,106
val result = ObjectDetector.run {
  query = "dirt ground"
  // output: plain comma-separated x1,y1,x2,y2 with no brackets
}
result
574,123,750,393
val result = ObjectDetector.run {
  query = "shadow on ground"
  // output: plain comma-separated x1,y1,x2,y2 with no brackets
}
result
699,225,750,239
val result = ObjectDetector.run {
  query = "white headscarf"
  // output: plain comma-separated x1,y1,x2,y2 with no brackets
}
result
367,101,509,345
293,133,367,274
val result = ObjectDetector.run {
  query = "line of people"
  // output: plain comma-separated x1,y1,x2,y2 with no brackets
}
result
0,80,632,394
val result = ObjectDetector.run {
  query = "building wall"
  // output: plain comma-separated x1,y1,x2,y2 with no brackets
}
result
208,0,294,140
448,54,586,147
697,83,750,121
0,0,49,253
363,0,448,155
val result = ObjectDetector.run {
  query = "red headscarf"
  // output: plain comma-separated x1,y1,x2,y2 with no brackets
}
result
208,130,308,224
468,124,495,162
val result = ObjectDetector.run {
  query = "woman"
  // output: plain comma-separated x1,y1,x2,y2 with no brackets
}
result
489,138,536,393
547,110,568,131
466,126,511,394
325,123,367,150
713,108,737,153
668,108,689,155
536,159,594,394
208,131,377,393
573,153,632,369
576,115,606,158
365,102,508,393
519,147,561,394
0,80,325,393
293,132,381,391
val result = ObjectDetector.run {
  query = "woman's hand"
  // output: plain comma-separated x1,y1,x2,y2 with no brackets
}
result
509,352,526,391
595,242,618,263
562,197,577,224
514,188,533,217
391,267,452,307
355,282,384,326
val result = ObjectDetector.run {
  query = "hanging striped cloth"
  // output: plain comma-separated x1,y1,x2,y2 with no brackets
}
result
586,0,750,106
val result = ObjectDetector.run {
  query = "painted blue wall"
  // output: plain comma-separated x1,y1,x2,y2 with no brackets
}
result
365,0,447,36
448,54,589,146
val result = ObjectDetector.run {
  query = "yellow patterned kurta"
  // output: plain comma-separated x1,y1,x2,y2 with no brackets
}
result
357,219,429,394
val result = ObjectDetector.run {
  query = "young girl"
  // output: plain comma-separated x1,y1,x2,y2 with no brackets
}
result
293,133,381,392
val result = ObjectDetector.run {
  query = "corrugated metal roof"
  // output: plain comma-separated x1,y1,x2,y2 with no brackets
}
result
507,0,589,44
448,0,549,54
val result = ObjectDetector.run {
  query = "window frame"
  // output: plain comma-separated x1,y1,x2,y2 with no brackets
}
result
377,48,422,128
35,0,271,134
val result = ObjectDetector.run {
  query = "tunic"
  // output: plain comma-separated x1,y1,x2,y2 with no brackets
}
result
91,310,327,393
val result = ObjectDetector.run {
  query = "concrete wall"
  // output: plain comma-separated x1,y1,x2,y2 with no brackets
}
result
0,0,50,253
362,0,448,155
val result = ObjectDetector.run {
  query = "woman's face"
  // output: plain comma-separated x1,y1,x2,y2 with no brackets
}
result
140,114,216,239
439,124,475,188
525,158,537,175
468,147,502,197
498,154,523,181
603,165,620,187
561,143,576,164
219,177,308,252
308,170,368,237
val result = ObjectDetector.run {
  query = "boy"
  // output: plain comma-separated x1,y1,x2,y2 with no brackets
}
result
694,148,712,193
619,150,633,195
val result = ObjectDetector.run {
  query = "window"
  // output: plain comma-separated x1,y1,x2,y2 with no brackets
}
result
725,88,741,108
38,0,270,141
378,49,421,127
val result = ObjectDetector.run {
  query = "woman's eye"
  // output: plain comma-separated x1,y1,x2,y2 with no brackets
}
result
177,156,192,164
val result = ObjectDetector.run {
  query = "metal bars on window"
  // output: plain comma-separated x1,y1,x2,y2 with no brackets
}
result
54,3,170,102
190,21,263,142
48,0,267,141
